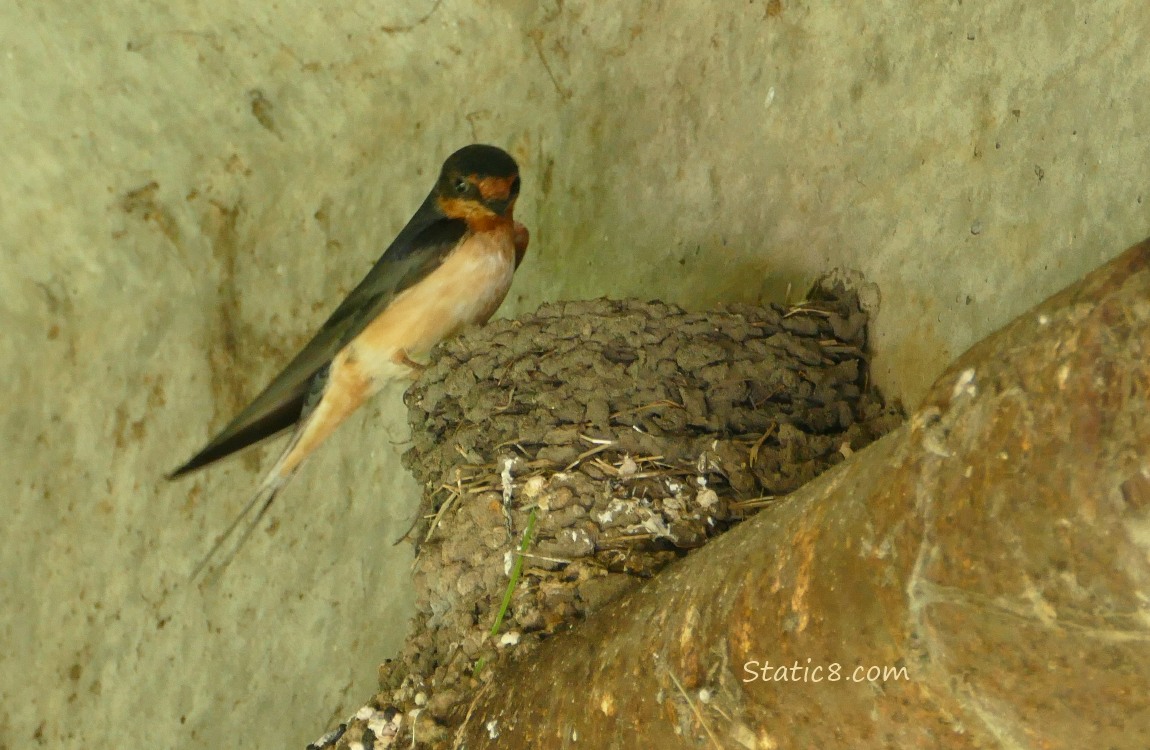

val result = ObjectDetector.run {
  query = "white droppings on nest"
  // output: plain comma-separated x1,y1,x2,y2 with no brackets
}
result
367,710,402,742
566,528,591,547
406,708,423,741
596,497,629,525
693,472,719,509
501,457,516,508
486,719,500,739
639,512,675,541
663,493,686,514
696,488,719,509
618,454,639,476
522,474,547,499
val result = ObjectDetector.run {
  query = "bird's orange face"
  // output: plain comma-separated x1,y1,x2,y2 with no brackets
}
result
437,172,520,229
434,144,522,231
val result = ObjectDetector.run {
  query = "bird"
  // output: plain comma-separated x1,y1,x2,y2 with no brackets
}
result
170,144,529,579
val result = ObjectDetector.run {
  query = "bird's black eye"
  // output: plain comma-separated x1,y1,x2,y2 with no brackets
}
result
453,177,471,195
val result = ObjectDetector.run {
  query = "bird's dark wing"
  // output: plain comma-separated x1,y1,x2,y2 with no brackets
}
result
169,192,467,478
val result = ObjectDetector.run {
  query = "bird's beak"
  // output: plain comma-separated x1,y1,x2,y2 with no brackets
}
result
487,196,513,216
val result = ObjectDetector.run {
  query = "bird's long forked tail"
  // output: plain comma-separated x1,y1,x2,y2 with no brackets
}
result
189,363,334,582
190,471,291,582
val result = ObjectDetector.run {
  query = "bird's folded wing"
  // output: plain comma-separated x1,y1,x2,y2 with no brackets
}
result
169,195,467,477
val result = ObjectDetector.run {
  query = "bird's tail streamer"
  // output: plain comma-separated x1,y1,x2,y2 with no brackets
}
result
190,371,325,582
188,424,309,582
189,471,290,582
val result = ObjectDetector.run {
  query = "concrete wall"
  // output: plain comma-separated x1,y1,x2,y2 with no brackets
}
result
3,1,1145,747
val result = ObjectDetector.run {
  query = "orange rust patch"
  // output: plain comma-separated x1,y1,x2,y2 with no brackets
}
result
676,606,703,688
788,522,817,633
731,618,754,661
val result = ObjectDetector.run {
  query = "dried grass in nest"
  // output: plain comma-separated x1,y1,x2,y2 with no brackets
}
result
309,280,903,749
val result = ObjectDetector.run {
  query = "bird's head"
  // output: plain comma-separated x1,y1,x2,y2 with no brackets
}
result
435,144,521,225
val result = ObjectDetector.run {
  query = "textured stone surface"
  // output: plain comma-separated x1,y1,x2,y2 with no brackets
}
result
4,1,1149,747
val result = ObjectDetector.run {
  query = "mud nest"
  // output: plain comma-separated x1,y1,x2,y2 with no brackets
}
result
310,281,903,749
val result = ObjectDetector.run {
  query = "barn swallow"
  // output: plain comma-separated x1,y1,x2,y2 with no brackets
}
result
170,144,528,579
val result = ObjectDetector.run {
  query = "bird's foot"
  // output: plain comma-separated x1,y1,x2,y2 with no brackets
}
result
397,352,427,379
